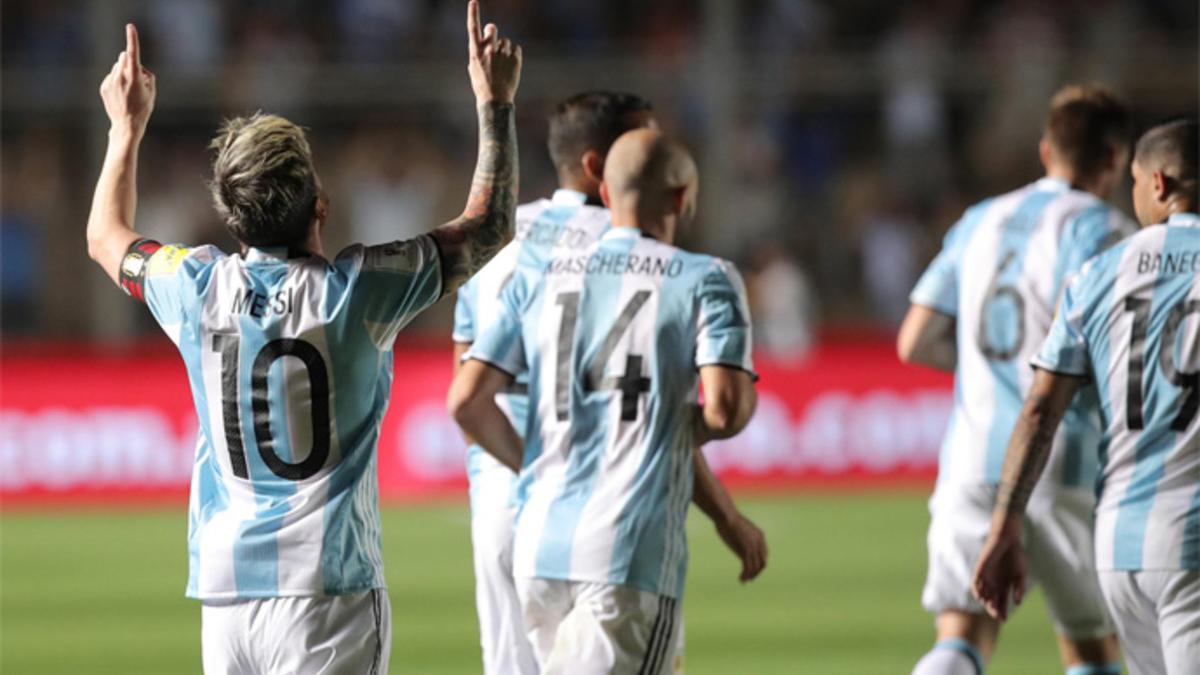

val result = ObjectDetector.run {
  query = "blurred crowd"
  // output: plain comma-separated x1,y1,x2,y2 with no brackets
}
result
2,0,1197,356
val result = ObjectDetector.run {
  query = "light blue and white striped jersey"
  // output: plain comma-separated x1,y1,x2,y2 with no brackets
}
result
910,177,1135,488
468,228,755,598
124,236,442,599
1034,212,1200,571
453,189,610,481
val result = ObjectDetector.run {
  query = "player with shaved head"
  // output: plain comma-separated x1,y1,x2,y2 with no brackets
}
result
975,118,1200,675
448,129,759,674
451,93,766,674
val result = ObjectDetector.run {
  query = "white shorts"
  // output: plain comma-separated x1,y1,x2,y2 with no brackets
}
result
1098,570,1200,675
922,482,1112,638
516,577,684,675
201,589,390,675
469,456,538,674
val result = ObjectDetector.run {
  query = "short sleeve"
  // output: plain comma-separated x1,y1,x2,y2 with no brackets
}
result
453,277,478,344
1031,274,1091,376
345,234,443,349
695,260,756,378
465,270,532,378
119,239,220,345
910,247,958,315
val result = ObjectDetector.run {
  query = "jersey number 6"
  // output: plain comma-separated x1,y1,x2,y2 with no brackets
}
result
212,335,333,480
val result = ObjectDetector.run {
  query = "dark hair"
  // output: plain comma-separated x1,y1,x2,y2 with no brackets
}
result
1135,118,1199,203
209,113,318,247
547,91,654,175
1044,84,1132,182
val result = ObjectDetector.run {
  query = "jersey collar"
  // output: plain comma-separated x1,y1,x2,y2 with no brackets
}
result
601,226,643,241
1166,212,1200,228
244,246,312,262
1036,176,1072,193
551,189,589,206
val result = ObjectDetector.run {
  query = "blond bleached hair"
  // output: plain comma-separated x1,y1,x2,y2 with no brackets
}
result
209,113,318,247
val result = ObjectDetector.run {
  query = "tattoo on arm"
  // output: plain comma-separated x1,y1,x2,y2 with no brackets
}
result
431,102,518,296
995,393,1059,516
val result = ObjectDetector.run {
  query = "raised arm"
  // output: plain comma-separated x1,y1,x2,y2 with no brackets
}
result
430,1,523,297
971,368,1083,620
897,304,957,372
86,24,157,283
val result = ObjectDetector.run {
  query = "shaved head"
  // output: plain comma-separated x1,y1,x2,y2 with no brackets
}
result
1131,118,1198,225
602,129,698,239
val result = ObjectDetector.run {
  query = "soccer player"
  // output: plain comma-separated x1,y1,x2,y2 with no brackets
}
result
447,129,759,674
452,91,768,674
974,118,1200,675
898,85,1135,675
83,6,521,672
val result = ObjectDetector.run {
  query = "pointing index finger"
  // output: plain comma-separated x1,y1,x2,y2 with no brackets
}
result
126,24,141,68
467,1,482,56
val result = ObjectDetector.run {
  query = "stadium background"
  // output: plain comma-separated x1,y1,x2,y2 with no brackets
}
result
1,0,1197,672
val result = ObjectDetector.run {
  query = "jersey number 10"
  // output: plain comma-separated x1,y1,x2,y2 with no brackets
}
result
212,335,333,481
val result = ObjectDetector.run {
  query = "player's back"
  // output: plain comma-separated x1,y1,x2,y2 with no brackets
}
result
453,190,610,469
500,227,753,598
137,237,441,598
915,177,1134,487
1038,212,1200,570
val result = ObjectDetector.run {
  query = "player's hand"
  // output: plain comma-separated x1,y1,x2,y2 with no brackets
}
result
466,0,522,104
715,512,768,583
971,517,1026,622
99,24,156,137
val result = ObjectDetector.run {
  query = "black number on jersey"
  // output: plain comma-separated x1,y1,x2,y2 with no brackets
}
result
212,335,333,480
553,290,653,422
977,250,1026,361
1125,298,1200,431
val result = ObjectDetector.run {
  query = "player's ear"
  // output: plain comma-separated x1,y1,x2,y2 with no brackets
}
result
1152,169,1169,203
313,192,329,229
670,186,688,216
1038,136,1054,171
581,150,604,185
599,181,611,209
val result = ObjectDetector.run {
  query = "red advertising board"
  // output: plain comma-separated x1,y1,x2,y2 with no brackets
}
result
0,340,952,505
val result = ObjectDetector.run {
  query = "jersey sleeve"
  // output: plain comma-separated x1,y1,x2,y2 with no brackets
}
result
465,268,532,377
452,277,478,344
119,239,218,345
345,234,443,349
695,260,757,378
1031,272,1091,376
910,215,975,316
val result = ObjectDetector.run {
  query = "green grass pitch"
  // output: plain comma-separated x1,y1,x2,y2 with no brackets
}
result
2,492,1069,673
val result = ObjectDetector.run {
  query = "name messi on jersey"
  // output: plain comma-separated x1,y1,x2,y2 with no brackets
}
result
230,288,295,318
1137,249,1200,275
548,251,684,278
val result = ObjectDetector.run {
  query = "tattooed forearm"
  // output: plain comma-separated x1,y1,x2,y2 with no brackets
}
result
431,102,518,295
995,393,1062,516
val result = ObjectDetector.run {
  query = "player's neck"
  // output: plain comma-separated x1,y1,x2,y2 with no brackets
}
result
610,214,672,243
1044,167,1107,199
558,177,602,205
